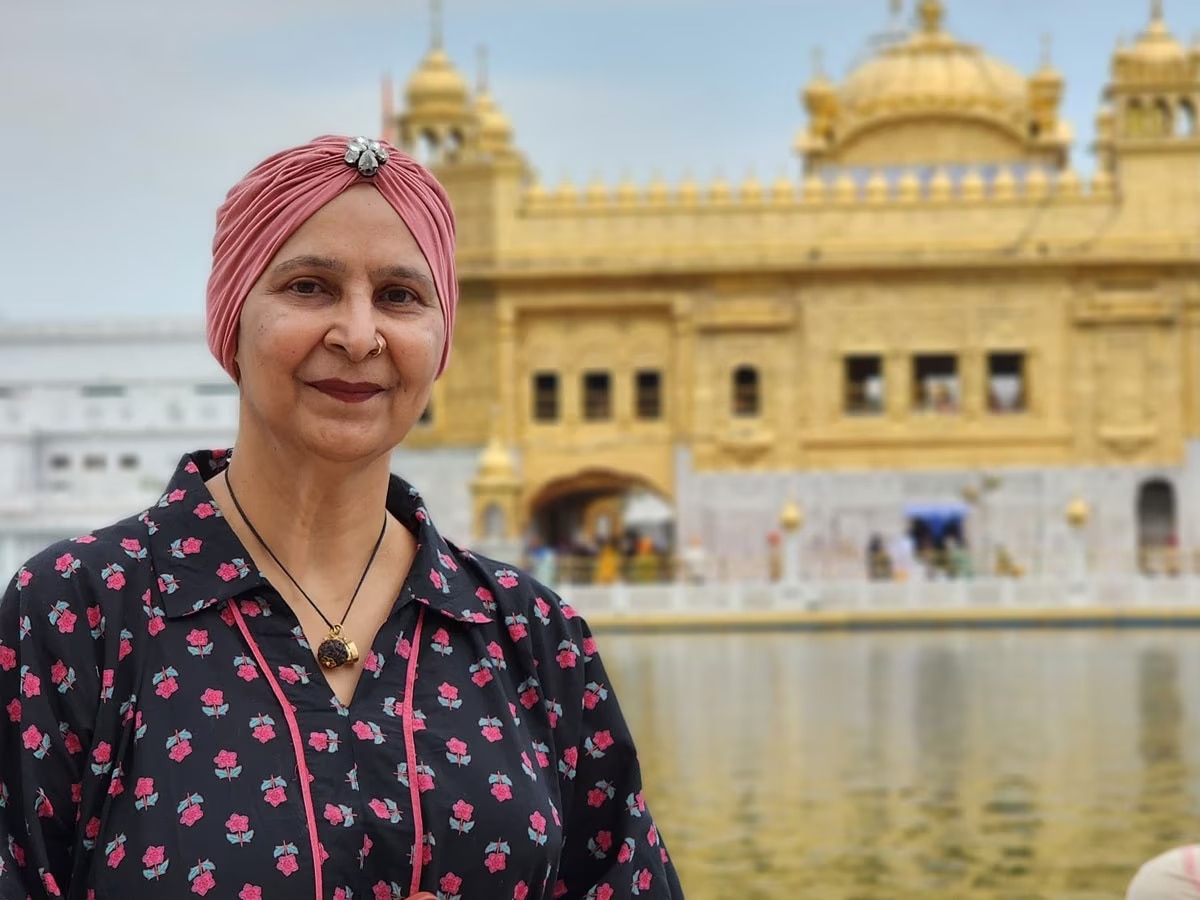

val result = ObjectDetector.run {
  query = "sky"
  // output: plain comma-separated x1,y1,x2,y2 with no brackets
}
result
1,0,1196,324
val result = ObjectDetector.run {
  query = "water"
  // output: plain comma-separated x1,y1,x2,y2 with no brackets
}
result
598,629,1200,899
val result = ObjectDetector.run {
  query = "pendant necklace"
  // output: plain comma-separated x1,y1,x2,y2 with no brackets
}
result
224,470,387,670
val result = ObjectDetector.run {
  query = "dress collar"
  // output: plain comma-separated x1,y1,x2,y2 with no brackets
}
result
143,449,491,625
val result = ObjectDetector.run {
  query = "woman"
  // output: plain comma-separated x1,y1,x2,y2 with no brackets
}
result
0,135,684,900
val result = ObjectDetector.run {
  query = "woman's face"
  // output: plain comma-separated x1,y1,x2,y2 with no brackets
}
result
235,184,444,465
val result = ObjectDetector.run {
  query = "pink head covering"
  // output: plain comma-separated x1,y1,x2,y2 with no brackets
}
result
206,134,457,381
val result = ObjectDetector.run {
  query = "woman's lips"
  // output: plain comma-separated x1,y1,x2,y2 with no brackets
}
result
307,380,385,404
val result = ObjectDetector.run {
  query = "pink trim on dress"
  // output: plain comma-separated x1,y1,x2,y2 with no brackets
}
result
1185,844,1200,890
404,607,427,896
228,601,325,900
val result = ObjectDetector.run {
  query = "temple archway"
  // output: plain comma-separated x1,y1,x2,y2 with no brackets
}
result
1137,479,1178,574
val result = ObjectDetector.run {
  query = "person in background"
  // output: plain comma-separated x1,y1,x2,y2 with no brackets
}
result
1126,845,1200,899
0,135,683,900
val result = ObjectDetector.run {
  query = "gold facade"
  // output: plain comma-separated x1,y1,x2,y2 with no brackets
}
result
385,2,1200,547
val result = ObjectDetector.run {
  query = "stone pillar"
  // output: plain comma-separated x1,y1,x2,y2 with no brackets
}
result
469,420,523,563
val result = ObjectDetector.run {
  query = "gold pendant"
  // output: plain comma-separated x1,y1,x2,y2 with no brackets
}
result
316,625,359,669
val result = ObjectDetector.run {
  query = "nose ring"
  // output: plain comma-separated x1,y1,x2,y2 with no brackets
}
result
368,335,385,358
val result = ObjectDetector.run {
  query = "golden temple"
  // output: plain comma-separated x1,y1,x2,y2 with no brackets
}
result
383,0,1200,579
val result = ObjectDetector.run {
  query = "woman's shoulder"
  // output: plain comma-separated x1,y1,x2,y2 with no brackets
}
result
446,541,586,635
6,511,152,607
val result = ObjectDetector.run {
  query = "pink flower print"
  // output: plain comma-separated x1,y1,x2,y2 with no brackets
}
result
471,665,493,688
429,569,445,591
143,846,166,867
351,720,384,744
167,489,186,503
452,799,474,821
367,798,402,823
446,737,471,766
559,746,578,780
184,460,199,473
105,572,126,591
22,725,43,750
0,645,15,671
484,839,512,873
214,749,238,768
64,730,82,755
479,717,503,742
180,805,204,827
50,659,68,685
201,688,223,704
7,698,22,723
188,630,210,649
194,502,216,519
309,732,330,752
22,671,41,698
181,537,202,555
238,887,262,900
55,608,77,634
54,553,76,574
496,569,519,589
93,742,111,765
276,666,300,685
168,740,193,763
17,569,33,589
430,628,452,655
86,606,103,630
191,870,216,896
107,843,126,868
237,664,257,682
595,886,615,900
216,563,239,582
276,854,298,877
475,586,494,606
264,787,286,807
505,615,528,642
583,636,598,657
636,869,653,892
441,873,463,895
594,730,614,750
491,781,513,802
487,641,506,665
617,840,635,864
438,682,461,708
147,616,166,637
120,537,142,553
555,640,579,669
324,804,345,826
155,676,178,699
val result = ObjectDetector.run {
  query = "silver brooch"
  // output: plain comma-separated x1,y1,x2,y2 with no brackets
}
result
344,136,389,177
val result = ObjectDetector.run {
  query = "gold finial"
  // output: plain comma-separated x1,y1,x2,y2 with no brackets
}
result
1151,0,1164,22
811,46,826,78
1041,33,1053,67
431,0,444,50
476,45,489,93
918,0,944,34
889,0,903,15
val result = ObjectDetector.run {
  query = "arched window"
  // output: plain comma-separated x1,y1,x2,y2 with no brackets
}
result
732,366,760,418
417,130,439,165
1137,479,1177,574
1156,99,1174,137
1178,99,1197,137
1127,99,1145,138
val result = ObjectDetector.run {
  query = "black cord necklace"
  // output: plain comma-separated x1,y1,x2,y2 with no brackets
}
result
224,469,387,670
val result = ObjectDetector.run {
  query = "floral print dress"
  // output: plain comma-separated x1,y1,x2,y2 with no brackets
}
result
0,450,684,900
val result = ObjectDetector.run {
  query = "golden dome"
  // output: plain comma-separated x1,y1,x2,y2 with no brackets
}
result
1124,5,1186,65
473,90,513,146
405,47,471,110
839,0,1028,127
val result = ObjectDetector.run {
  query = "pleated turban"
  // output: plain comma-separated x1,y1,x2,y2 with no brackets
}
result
206,135,457,380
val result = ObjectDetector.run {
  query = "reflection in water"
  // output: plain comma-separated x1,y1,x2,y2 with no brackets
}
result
599,630,1200,899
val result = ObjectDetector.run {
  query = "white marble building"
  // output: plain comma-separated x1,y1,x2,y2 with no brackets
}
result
0,320,477,579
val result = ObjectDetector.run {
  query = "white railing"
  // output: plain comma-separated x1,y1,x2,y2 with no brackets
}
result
558,575,1200,620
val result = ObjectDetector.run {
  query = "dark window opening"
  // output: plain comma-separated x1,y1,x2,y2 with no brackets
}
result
583,372,612,421
844,355,884,416
988,352,1027,413
635,370,662,420
533,373,559,422
913,354,959,414
732,366,760,418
